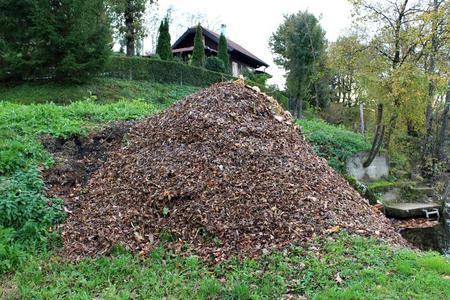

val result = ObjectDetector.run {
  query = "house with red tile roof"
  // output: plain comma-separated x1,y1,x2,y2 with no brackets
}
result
172,25,269,76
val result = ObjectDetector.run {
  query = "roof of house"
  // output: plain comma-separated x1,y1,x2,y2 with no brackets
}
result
172,26,269,68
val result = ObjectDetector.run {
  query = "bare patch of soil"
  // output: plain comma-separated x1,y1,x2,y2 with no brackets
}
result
42,121,134,201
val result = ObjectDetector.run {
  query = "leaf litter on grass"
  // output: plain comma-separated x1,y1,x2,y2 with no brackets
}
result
61,82,405,261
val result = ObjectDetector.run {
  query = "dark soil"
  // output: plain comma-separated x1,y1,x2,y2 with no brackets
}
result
60,82,406,261
42,121,134,198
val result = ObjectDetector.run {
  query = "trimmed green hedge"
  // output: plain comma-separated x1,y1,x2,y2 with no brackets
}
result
104,57,233,87
104,56,289,109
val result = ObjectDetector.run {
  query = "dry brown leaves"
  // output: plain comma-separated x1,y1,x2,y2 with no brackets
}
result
61,82,405,261
393,218,440,229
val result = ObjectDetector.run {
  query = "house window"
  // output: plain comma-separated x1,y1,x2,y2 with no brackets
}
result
232,62,239,76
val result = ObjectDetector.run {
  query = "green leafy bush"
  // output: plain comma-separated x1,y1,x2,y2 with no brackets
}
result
243,68,272,86
298,118,371,173
204,56,226,73
0,227,29,275
0,134,52,176
345,176,381,204
0,168,65,229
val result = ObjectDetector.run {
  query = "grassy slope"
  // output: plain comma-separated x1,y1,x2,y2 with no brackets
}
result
0,81,449,299
0,99,159,174
298,119,371,173
0,78,199,105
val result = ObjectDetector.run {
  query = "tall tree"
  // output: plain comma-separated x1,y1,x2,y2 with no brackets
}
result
327,35,367,106
217,33,230,73
436,79,449,162
0,0,111,82
108,0,155,56
349,0,433,150
191,24,205,67
155,17,173,60
0,0,37,81
269,11,328,118
419,0,448,172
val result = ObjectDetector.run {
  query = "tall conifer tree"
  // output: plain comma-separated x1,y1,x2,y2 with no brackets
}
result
191,24,205,67
156,17,173,60
0,0,111,82
218,33,230,73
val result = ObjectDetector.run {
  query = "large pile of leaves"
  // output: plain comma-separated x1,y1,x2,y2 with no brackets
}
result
62,82,404,260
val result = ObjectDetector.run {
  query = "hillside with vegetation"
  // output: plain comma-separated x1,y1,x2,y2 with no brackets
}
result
1,0,449,299
1,78,449,299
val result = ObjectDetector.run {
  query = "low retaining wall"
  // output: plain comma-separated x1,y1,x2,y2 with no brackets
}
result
346,152,389,180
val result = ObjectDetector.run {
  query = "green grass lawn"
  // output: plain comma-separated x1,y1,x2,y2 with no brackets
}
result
1,81,449,299
2,233,449,299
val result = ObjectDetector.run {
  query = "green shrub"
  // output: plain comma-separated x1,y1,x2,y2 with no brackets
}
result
0,134,53,176
243,68,272,86
298,118,371,173
0,227,29,275
204,56,226,73
105,56,233,86
345,176,380,205
0,168,65,230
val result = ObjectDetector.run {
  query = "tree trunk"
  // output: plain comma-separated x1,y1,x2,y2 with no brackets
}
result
289,97,303,119
314,82,319,109
384,110,398,151
125,4,135,57
363,104,385,168
423,103,434,150
297,98,304,119
359,103,365,135
422,0,438,167
407,119,418,137
436,78,449,161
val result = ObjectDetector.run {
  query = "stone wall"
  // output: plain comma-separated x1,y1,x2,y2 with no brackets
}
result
346,152,389,181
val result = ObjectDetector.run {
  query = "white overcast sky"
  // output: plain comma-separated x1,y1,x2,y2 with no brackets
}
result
149,0,353,88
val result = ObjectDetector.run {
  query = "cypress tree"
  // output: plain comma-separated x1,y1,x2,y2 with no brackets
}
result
218,33,230,73
191,24,205,67
155,20,165,58
156,17,173,60
163,18,173,60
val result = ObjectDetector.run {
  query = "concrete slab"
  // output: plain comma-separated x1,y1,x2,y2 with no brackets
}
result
384,202,441,218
